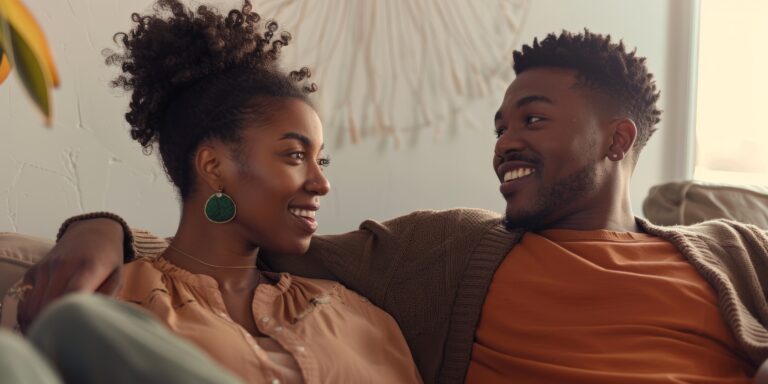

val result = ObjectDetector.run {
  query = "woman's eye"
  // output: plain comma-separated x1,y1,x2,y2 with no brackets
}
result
289,152,306,160
318,157,331,168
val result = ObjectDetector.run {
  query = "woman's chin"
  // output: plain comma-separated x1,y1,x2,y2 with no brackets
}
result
266,239,311,256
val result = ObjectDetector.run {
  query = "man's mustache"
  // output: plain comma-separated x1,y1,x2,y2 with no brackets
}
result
495,152,541,165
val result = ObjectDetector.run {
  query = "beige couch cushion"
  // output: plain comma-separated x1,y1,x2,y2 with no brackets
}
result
0,233,53,296
643,181,768,229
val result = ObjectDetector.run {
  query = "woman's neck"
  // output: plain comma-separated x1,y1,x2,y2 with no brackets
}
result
165,215,261,292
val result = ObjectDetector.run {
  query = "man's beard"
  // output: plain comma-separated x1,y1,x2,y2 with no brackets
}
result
503,162,599,231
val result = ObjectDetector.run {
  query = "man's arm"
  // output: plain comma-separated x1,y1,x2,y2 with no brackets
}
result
20,208,502,330
18,209,348,329
17,217,124,330
16,213,168,331
259,228,373,282
262,208,505,306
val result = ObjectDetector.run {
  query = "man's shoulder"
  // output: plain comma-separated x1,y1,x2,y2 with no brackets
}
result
644,217,767,240
370,208,503,230
641,217,768,259
310,207,507,267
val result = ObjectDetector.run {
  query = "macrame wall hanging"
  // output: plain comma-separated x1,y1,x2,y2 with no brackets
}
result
254,0,530,147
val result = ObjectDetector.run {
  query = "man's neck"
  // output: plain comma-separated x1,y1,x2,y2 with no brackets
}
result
540,180,640,233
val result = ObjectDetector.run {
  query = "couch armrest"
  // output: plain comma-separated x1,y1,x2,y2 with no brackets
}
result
0,233,53,296
643,181,768,229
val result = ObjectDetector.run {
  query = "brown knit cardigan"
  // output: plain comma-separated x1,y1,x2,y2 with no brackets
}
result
129,208,768,384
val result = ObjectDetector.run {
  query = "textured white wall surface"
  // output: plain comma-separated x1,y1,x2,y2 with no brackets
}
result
0,0,697,238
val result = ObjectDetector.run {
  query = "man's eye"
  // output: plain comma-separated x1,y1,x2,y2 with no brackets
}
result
289,152,306,160
526,116,544,125
494,127,506,139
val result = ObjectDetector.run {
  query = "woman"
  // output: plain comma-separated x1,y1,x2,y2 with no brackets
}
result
1,1,421,383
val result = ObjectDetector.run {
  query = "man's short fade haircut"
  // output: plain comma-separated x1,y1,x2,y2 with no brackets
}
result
512,29,662,156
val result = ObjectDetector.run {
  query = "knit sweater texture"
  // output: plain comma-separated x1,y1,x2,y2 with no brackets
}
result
130,208,768,384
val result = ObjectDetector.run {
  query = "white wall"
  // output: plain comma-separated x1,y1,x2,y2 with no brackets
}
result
0,0,697,238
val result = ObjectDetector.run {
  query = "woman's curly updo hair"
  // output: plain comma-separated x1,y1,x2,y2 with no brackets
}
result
106,0,316,199
513,29,661,159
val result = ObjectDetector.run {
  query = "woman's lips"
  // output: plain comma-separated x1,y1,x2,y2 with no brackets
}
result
289,208,318,233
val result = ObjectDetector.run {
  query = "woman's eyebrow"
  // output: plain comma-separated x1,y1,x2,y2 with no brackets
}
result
278,132,324,150
279,132,310,147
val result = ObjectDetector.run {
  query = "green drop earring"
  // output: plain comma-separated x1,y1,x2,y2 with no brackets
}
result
204,187,236,224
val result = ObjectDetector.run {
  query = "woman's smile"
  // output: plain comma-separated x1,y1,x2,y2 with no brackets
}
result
288,205,319,234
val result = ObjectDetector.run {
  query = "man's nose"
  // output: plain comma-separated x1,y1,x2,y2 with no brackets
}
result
495,126,526,158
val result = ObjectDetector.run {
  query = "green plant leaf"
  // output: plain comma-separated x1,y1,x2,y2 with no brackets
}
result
0,14,52,124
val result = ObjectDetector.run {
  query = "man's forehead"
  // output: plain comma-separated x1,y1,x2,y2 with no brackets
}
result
502,68,580,105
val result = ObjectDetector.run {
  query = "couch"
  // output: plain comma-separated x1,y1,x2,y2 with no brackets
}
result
1,181,767,380
643,180,768,229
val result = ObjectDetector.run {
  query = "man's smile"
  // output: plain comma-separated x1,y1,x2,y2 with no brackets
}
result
498,161,539,198
503,167,536,182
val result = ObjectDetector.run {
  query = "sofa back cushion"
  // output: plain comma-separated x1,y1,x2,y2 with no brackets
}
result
0,233,52,296
643,181,768,229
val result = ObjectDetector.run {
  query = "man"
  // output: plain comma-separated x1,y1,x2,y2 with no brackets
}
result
18,30,768,383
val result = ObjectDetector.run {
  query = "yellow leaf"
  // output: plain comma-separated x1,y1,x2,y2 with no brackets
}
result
0,0,58,86
0,50,10,85
0,16,53,125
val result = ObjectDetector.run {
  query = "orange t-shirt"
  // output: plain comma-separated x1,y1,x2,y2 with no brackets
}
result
466,229,754,383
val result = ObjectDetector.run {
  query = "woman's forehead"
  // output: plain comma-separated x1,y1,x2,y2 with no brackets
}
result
241,101,324,148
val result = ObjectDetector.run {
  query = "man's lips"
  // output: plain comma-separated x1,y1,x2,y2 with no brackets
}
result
497,161,538,183
497,161,538,197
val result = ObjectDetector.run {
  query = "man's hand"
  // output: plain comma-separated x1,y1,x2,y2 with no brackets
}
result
17,218,125,331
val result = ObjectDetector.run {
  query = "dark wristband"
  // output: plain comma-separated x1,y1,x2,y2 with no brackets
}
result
56,212,136,263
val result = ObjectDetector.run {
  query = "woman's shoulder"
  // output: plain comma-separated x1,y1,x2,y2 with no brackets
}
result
123,257,214,285
118,257,177,302
122,257,165,282
288,275,383,314
288,274,337,288
284,275,344,300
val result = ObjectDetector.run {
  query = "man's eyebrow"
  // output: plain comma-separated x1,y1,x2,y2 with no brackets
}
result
516,95,554,108
495,95,554,122
279,132,324,150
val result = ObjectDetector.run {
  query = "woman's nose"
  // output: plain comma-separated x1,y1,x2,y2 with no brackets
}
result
306,167,331,196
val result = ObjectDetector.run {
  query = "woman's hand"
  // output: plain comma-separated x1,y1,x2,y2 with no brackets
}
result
17,218,125,331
